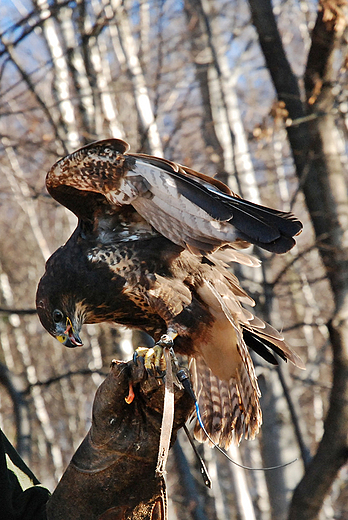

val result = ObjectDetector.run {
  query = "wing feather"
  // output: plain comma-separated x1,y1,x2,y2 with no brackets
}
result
42,138,304,449
46,138,302,254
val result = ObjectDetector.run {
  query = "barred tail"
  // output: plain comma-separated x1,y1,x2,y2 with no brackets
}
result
190,356,262,448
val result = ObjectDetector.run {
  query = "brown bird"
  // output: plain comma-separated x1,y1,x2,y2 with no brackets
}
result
36,138,304,447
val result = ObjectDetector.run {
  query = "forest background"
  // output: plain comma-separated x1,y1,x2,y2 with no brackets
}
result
0,0,348,519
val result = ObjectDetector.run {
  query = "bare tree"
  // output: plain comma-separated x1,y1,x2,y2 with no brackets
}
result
249,0,348,518
1,1,347,518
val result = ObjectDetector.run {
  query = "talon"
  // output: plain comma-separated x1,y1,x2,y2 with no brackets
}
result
133,331,178,379
133,348,146,365
133,347,149,363
133,344,167,375
125,381,135,404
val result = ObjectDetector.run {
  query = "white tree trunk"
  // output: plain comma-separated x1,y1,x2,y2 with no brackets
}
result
35,0,80,150
107,0,163,155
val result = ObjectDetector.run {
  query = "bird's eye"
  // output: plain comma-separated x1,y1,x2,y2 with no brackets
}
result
53,309,64,323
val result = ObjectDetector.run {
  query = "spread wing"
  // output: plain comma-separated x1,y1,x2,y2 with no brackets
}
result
46,138,302,254
42,138,304,448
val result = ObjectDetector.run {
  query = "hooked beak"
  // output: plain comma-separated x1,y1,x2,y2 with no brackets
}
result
57,317,83,348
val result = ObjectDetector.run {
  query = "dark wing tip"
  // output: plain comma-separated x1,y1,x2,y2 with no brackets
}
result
229,202,303,253
243,328,305,369
243,329,280,365
277,211,303,237
243,235,297,254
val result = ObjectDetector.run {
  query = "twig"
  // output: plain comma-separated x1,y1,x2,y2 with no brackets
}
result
276,364,312,469
0,307,37,315
21,369,108,395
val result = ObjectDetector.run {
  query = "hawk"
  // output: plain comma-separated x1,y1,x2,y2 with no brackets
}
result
36,139,303,447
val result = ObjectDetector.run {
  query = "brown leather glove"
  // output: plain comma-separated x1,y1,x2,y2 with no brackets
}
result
46,358,194,520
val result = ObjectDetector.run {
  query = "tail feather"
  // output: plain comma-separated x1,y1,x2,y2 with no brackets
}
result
190,259,303,448
218,377,234,447
190,356,261,448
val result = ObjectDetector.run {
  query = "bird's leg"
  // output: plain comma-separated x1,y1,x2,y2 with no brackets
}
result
133,330,178,376
132,332,188,477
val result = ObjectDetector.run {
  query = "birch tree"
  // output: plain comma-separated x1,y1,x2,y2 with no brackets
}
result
1,1,347,519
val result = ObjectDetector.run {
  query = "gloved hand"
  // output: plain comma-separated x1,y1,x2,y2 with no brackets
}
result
46,358,194,520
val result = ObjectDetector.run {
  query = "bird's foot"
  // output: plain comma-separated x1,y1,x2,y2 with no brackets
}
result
133,345,166,377
133,332,178,377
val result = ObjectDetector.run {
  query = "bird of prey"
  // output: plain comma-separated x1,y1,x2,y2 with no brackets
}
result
36,139,303,447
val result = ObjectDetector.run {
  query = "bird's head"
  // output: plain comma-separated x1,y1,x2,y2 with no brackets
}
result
36,284,85,348
36,240,115,347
